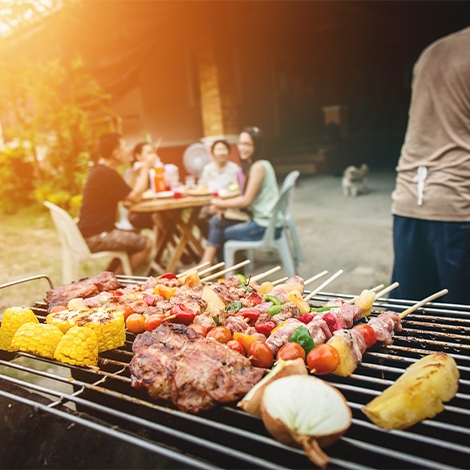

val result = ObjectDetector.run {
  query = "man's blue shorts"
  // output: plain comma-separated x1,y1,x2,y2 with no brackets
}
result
391,215,470,305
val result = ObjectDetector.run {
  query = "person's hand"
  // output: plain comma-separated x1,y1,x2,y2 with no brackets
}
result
142,152,159,169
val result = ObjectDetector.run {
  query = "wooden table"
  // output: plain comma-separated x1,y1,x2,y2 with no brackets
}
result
128,194,212,273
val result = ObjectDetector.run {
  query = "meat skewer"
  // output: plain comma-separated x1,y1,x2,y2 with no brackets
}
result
304,269,344,301
200,260,251,282
176,261,210,278
308,288,449,377
251,266,281,282
198,262,225,276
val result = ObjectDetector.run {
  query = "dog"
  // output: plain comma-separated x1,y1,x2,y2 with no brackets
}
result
342,164,369,197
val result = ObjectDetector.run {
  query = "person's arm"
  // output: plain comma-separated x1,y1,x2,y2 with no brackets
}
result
125,155,157,203
212,161,265,209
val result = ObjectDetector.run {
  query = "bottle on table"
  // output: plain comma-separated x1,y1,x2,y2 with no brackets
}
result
153,163,166,192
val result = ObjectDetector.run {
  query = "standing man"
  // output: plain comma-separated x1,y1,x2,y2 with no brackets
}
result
78,133,155,274
391,27,470,304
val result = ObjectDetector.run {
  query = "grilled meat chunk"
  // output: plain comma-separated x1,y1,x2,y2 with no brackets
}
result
46,272,120,311
171,339,265,413
130,323,265,413
130,324,199,402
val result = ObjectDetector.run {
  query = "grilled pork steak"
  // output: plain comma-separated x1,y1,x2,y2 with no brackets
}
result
46,272,120,311
130,323,265,413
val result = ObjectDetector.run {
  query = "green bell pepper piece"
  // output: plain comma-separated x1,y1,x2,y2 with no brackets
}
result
267,305,282,316
264,294,282,306
289,325,315,354
226,301,243,312
310,306,334,313
236,273,247,284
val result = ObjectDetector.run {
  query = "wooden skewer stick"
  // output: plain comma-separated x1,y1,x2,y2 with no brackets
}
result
176,261,210,278
399,289,448,319
374,282,400,300
303,270,329,287
250,266,281,282
198,262,225,276
200,260,251,282
304,269,344,301
154,136,163,152
272,277,288,286
346,283,385,304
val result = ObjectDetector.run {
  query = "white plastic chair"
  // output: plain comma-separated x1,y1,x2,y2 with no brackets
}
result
223,182,297,278
44,201,132,284
280,171,304,266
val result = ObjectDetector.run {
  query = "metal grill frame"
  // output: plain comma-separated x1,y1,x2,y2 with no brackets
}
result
0,274,469,469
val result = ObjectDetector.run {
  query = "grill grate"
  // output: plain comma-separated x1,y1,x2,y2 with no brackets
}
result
0,274,469,469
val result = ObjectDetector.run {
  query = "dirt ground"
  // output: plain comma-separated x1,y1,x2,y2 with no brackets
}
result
252,168,397,296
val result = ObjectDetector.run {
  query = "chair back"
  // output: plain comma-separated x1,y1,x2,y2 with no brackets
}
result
261,181,295,245
280,170,300,214
44,201,91,258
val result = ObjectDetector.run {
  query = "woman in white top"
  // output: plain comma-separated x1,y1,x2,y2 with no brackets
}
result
199,140,239,192
199,127,282,265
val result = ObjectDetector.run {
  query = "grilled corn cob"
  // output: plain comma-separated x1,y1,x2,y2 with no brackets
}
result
74,307,125,352
46,308,82,333
11,323,63,359
54,326,99,367
0,307,39,352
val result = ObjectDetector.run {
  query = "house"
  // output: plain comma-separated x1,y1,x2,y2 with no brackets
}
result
2,1,470,177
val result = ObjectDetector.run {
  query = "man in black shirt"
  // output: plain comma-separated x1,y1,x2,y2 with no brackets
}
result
78,133,155,273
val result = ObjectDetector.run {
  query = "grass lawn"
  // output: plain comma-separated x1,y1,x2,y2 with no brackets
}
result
0,204,114,312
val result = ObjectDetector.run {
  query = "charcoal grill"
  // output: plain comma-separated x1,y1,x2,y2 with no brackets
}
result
0,274,469,469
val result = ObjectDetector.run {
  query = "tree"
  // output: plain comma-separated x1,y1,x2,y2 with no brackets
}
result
0,56,113,213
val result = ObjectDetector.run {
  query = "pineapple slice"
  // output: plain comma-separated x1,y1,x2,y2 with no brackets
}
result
328,331,357,377
285,290,310,315
201,285,226,313
363,353,459,430
354,290,376,317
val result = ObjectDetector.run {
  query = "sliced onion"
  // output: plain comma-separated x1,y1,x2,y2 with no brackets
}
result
237,358,307,416
261,375,351,468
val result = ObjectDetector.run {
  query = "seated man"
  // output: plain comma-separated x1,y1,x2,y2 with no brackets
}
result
78,132,155,273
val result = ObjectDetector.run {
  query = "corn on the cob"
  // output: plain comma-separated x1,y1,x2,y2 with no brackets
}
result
54,326,99,367
11,323,63,359
0,307,39,352
46,308,82,333
46,307,125,352
74,307,125,352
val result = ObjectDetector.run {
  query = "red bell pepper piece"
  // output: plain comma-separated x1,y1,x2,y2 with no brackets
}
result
236,309,260,322
108,290,123,296
297,313,314,324
322,312,344,333
170,304,197,325
159,272,178,280
143,294,157,306
255,321,276,337
248,292,263,306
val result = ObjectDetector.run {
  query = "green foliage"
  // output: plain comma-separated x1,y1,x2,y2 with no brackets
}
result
0,56,113,214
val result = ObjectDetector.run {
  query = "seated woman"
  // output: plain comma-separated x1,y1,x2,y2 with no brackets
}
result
199,139,239,193
125,142,159,230
197,139,240,236
199,127,282,265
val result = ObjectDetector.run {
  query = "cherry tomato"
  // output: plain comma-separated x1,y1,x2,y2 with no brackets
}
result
353,324,377,348
206,326,232,344
115,304,134,320
125,313,146,333
306,344,340,375
248,340,274,368
144,313,165,332
276,342,306,361
49,305,67,313
227,340,245,355
188,324,208,337
159,272,178,280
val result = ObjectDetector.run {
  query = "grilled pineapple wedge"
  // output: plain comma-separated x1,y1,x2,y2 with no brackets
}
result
363,353,459,430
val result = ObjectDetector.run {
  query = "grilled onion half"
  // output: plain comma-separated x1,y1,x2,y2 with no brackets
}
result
238,358,307,416
260,375,352,468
